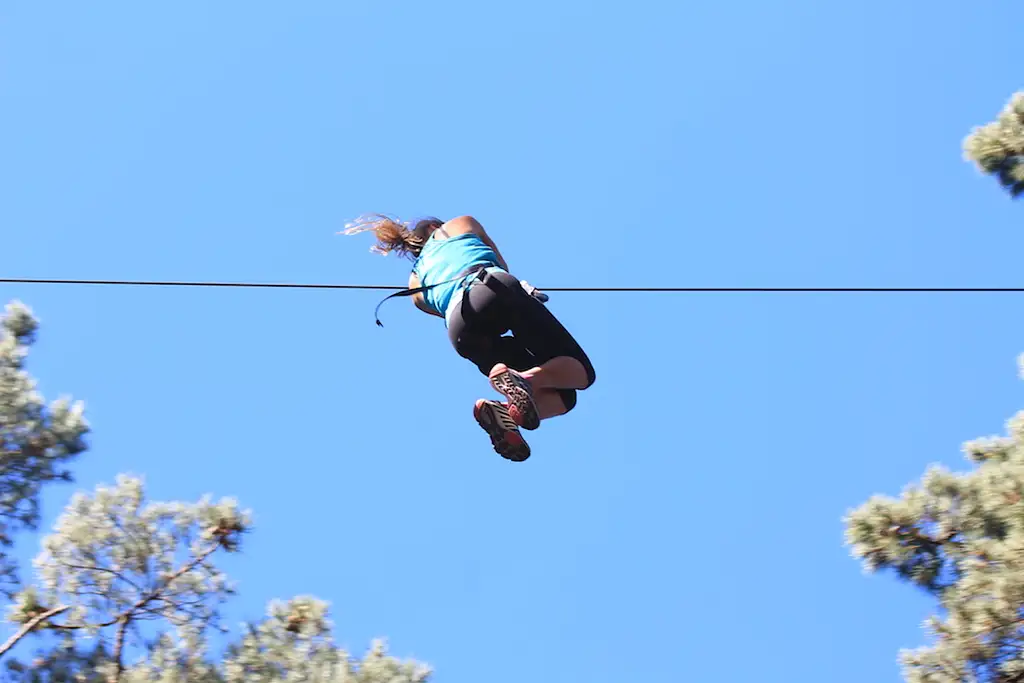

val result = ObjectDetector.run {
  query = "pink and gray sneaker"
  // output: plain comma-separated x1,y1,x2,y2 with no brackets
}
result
488,365,540,431
473,399,531,462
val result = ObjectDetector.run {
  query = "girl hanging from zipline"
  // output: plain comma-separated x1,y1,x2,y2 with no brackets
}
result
344,214,596,462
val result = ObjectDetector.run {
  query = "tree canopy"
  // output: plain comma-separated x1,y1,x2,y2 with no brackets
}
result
846,354,1024,683
0,302,430,682
964,91,1024,198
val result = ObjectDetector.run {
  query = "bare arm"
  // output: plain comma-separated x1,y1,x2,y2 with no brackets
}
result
409,271,444,318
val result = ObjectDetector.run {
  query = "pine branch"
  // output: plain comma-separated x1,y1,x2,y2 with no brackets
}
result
110,615,130,683
129,542,220,613
0,605,69,658
58,561,142,592
48,540,222,633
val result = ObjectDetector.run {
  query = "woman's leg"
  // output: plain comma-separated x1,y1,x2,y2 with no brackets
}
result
533,388,573,420
448,290,536,460
475,271,595,427
482,274,595,387
523,356,590,391
449,271,595,433
448,281,544,430
488,360,581,421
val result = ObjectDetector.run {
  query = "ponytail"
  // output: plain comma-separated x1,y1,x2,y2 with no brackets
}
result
341,214,429,260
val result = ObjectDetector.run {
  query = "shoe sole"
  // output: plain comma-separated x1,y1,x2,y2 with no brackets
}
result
489,369,541,431
474,402,531,462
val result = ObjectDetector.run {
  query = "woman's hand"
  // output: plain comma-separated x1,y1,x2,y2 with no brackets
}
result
520,280,549,303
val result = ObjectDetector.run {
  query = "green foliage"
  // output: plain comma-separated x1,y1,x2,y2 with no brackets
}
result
964,91,1024,197
846,355,1024,682
0,302,88,597
0,303,431,681
20,474,247,636
220,598,431,683
2,636,109,683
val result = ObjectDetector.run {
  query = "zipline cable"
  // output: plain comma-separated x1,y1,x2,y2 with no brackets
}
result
2,278,1024,293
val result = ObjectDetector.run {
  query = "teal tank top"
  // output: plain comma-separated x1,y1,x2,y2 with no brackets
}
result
413,232,501,324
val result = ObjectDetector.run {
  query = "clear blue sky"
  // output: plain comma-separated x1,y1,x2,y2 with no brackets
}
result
3,2,1024,680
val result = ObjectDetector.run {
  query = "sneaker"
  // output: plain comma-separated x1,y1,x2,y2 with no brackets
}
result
473,399,531,462
488,365,540,431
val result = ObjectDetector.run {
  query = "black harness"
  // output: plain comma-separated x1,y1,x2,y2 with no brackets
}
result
373,225,549,326
373,266,489,327
373,267,549,327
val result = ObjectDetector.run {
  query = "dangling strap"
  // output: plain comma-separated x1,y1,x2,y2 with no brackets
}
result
374,266,487,327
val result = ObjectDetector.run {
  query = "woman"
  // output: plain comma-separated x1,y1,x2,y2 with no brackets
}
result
344,214,596,462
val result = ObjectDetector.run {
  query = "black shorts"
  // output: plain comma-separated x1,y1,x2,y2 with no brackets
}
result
447,269,595,411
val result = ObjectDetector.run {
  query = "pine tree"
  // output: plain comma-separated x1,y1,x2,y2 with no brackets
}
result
0,302,88,599
0,302,430,682
964,91,1024,197
845,355,1024,682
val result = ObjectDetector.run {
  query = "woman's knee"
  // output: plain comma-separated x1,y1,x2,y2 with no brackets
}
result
558,389,578,413
577,354,596,389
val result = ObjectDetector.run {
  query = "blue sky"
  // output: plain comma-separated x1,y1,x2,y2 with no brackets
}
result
2,1,1024,680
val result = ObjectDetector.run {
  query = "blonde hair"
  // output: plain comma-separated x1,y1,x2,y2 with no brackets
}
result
341,213,428,260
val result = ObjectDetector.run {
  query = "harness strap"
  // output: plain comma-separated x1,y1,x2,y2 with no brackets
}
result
373,266,487,327
374,267,550,327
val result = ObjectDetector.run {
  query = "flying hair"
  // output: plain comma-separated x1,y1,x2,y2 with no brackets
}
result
341,213,429,260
